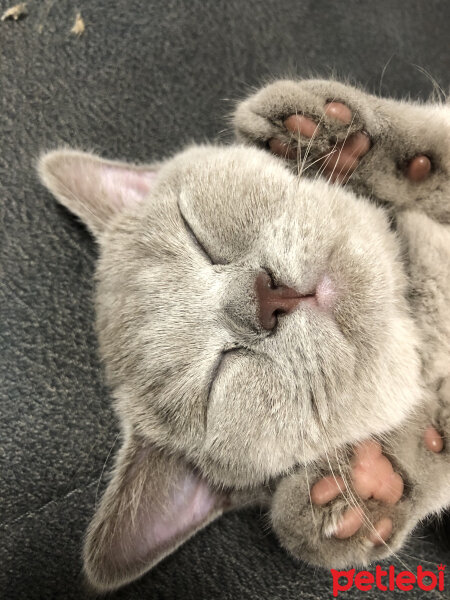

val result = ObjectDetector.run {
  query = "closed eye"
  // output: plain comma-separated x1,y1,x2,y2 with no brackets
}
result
178,205,214,264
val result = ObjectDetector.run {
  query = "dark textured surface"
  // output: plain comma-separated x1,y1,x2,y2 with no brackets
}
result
1,0,449,598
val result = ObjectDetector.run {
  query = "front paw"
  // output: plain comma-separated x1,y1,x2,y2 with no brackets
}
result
234,79,446,221
234,79,372,184
272,440,410,568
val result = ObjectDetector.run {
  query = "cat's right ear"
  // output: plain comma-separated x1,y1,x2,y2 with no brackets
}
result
38,150,159,238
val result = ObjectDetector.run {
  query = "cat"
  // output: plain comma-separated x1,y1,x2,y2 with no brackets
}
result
38,78,450,592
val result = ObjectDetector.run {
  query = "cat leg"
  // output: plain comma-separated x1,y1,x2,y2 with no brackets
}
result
234,79,450,222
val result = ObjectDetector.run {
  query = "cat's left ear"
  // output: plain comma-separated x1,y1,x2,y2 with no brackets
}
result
83,432,227,592
38,149,159,237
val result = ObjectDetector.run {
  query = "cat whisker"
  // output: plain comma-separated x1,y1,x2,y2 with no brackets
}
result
313,136,341,182
412,64,446,103
336,153,361,190
95,432,120,508
298,105,328,179
379,54,395,96
325,113,358,186
301,425,317,528
300,149,337,175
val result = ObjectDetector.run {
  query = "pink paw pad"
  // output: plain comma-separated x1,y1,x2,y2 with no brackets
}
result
406,155,432,182
268,138,297,160
334,506,364,539
283,114,319,138
424,426,444,453
369,517,394,546
311,440,403,543
324,101,353,124
351,440,403,505
269,101,371,182
324,131,371,183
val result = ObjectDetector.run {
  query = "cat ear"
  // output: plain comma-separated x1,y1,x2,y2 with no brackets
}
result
83,433,226,592
38,149,159,237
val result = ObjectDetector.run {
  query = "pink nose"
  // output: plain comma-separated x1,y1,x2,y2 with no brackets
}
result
255,271,307,331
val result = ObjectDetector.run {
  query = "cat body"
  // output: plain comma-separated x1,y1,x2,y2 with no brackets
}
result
39,79,450,591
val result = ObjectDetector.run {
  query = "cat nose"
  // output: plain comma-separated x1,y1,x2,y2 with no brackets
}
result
255,271,305,331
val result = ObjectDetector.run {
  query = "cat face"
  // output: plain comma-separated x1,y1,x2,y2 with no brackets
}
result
40,145,421,489
40,145,423,590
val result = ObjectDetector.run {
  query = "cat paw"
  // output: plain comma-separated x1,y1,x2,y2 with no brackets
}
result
310,440,403,545
268,101,373,184
271,439,411,568
234,79,448,220
234,79,372,183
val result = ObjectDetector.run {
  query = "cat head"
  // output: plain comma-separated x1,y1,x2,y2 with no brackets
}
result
39,145,422,590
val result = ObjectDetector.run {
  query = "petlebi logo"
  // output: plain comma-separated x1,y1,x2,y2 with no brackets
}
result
330,563,445,597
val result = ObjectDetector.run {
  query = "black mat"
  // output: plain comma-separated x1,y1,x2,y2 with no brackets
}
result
1,0,449,598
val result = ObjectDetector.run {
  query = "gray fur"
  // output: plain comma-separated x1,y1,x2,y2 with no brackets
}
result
38,78,449,590
235,79,450,568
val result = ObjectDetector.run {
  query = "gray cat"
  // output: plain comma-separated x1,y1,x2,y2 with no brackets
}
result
38,79,450,592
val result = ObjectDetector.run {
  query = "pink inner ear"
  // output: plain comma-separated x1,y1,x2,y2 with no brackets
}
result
150,473,219,546
101,166,159,211
115,468,223,568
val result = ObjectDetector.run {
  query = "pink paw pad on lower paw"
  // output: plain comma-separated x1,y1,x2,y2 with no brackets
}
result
351,440,404,505
311,475,345,505
311,439,403,543
369,517,394,546
335,511,393,544
334,506,364,539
